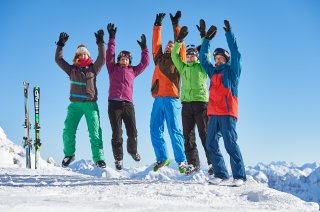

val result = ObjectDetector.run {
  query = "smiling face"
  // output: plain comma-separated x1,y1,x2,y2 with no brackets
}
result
214,55,227,66
186,54,198,63
78,52,89,60
164,42,174,53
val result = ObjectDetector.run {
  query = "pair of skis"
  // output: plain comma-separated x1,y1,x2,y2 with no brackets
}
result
23,81,41,169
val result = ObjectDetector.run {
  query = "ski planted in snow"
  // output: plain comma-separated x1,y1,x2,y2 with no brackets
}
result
34,86,41,169
23,81,32,169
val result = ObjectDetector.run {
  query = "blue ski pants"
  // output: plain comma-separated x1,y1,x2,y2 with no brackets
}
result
206,115,246,180
150,96,186,163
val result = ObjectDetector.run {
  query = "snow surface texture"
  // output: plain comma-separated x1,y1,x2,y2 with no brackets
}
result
0,126,319,211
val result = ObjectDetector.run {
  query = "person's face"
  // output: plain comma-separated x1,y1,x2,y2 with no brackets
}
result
78,53,88,60
165,42,174,53
119,57,130,67
214,55,227,66
186,54,198,63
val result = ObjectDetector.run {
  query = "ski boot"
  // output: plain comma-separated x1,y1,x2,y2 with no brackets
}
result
153,159,170,172
61,155,75,168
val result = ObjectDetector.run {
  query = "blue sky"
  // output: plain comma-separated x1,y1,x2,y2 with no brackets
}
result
0,0,319,168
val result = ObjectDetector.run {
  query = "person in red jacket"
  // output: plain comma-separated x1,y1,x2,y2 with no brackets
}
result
199,20,246,187
106,23,150,170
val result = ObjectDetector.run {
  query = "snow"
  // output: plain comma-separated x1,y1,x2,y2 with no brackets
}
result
0,126,319,211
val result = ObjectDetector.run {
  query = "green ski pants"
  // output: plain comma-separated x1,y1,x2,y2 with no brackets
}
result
63,101,104,162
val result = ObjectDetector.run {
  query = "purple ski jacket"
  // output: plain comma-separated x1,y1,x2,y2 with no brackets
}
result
106,38,150,103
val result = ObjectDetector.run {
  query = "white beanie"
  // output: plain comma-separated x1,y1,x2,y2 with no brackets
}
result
75,45,90,57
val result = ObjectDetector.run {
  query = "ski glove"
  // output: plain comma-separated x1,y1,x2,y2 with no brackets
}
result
170,10,181,26
56,32,69,47
206,25,217,40
176,26,188,43
196,19,206,38
137,34,147,50
95,29,104,44
107,23,117,39
154,13,166,26
223,20,231,32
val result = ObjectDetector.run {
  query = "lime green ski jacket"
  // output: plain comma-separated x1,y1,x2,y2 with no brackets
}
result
171,41,208,102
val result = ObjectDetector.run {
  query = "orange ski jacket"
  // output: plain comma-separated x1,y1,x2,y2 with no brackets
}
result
151,25,186,98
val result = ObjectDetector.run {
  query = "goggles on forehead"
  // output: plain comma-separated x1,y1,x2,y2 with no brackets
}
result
186,44,196,48
117,51,132,63
186,44,198,57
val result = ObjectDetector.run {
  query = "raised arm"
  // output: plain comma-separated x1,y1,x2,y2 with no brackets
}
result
134,34,150,76
224,20,241,79
196,19,211,62
199,25,218,77
152,13,165,64
92,29,106,75
171,26,189,74
106,23,117,74
171,10,186,62
55,32,72,75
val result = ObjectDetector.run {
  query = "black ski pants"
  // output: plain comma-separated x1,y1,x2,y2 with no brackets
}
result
182,101,211,167
108,100,138,161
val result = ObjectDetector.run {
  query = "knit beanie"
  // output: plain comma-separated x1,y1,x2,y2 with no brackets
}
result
75,44,90,57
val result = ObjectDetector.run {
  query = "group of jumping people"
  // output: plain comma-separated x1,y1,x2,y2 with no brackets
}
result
55,11,247,187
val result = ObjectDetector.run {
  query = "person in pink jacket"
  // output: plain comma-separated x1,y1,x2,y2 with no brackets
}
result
106,23,150,170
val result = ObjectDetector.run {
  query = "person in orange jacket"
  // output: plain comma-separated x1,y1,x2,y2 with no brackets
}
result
150,11,187,173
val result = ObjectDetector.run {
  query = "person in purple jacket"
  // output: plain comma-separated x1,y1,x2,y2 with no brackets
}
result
106,23,150,170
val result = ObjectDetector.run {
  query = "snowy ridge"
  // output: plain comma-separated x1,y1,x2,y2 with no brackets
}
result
247,161,320,205
0,126,319,211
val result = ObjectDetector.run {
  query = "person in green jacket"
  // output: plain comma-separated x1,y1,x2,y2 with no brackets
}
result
171,20,212,175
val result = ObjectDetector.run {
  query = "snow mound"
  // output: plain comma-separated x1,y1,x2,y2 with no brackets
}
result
0,126,56,169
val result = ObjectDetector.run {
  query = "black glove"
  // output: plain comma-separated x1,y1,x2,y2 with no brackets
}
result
154,13,166,26
107,23,117,39
170,10,181,26
137,34,147,50
206,25,217,40
56,32,69,47
176,26,188,43
196,19,206,38
223,20,231,32
95,29,104,44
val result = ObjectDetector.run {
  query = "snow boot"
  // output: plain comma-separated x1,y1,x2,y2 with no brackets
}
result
115,160,123,170
130,152,141,162
95,160,106,168
208,178,228,185
233,179,245,187
61,155,75,168
178,162,187,174
185,164,200,175
153,159,170,172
